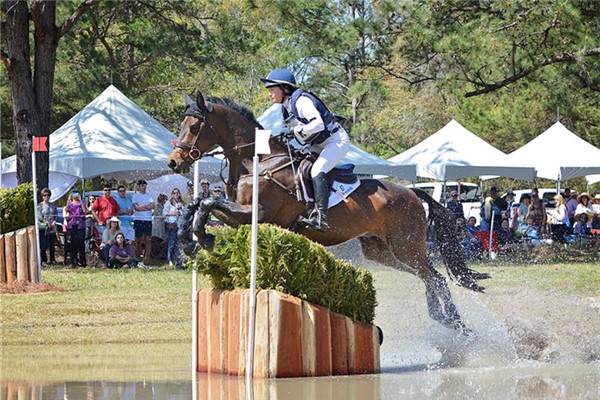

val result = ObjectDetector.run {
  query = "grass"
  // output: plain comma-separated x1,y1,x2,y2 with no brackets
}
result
1,266,209,347
473,262,600,296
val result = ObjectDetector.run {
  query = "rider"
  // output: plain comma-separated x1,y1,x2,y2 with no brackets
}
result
261,68,350,231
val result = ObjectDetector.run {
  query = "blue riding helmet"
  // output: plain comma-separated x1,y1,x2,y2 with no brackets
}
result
260,69,297,88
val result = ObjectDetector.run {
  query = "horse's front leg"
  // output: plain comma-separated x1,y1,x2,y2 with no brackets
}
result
208,198,264,227
178,197,214,254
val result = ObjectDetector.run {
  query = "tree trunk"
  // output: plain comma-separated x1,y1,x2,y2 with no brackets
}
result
31,0,59,192
4,0,42,187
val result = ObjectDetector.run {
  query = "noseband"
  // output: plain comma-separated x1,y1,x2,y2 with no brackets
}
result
174,102,216,160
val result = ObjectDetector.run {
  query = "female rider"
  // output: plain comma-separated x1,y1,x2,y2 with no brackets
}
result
261,68,350,231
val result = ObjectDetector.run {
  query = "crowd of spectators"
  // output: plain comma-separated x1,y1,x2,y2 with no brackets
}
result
36,179,226,269
446,186,600,259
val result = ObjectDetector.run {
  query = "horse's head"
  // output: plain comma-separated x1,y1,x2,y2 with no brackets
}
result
168,92,218,173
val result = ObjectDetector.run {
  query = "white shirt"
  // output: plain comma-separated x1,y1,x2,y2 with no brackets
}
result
132,192,155,222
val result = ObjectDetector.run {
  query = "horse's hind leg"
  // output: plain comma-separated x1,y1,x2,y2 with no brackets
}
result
358,236,418,275
383,232,467,332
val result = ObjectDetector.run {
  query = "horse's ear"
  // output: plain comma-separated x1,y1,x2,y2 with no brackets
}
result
183,92,195,108
195,91,208,113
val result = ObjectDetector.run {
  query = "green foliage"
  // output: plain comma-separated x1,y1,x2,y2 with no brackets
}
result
0,183,35,234
194,224,377,324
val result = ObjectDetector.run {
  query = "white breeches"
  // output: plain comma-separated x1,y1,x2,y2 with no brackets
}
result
309,127,350,178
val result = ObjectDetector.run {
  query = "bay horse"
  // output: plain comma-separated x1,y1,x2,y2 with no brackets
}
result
167,92,489,332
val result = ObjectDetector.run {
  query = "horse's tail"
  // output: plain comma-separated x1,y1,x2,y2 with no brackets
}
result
411,188,490,292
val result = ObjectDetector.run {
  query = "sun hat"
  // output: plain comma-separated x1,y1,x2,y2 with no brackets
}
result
579,193,590,202
108,216,121,224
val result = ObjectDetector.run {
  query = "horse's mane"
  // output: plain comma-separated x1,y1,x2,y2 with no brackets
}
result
207,97,263,129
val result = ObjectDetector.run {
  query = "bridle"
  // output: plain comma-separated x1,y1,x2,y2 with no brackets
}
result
174,101,257,161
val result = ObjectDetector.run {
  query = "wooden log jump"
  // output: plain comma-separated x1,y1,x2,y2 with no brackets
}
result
196,288,380,378
0,226,39,284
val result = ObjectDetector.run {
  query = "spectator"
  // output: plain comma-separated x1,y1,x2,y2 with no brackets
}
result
592,194,600,229
456,218,480,260
520,216,543,247
152,194,168,240
114,185,135,242
527,193,547,235
108,233,140,269
63,190,87,267
490,186,508,220
446,190,464,221
516,193,531,232
163,188,185,268
573,213,600,251
37,188,58,266
575,193,595,223
212,185,225,200
466,216,479,235
132,180,155,259
100,216,122,266
85,194,97,239
480,195,501,231
200,179,211,199
497,219,520,253
182,180,194,205
550,194,569,244
504,190,516,225
92,184,120,236
564,188,579,227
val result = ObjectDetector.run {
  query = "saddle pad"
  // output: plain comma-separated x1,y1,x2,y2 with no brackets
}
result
299,176,361,209
328,179,361,208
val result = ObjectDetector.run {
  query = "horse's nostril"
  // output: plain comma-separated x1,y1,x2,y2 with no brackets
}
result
168,159,177,169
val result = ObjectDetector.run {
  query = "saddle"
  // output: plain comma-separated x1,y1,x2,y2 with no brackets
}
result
298,155,358,200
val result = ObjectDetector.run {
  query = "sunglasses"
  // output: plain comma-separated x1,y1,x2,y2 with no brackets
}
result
42,194,50,197
118,189,126,192
103,189,111,192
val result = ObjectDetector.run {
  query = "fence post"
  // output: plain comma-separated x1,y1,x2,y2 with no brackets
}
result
16,228,30,281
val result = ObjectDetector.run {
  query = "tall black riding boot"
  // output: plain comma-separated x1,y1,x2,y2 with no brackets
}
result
300,172,330,231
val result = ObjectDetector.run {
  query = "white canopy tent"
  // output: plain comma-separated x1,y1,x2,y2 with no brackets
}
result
257,104,416,181
0,85,222,200
388,119,536,181
507,121,600,181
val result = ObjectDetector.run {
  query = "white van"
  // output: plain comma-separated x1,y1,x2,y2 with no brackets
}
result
409,182,482,223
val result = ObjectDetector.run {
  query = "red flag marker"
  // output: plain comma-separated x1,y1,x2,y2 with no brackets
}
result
33,136,48,152
171,139,177,147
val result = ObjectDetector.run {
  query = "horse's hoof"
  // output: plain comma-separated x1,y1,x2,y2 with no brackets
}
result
183,242,198,258
199,234,215,251
377,326,384,345
200,198,216,211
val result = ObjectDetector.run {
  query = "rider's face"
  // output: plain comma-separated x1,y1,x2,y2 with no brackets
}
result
267,86,285,104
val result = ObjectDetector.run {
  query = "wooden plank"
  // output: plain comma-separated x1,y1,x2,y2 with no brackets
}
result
27,227,38,283
15,228,29,281
0,235,6,283
4,232,16,283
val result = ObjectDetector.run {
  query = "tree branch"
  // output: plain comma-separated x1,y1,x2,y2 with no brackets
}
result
465,48,600,97
57,0,103,39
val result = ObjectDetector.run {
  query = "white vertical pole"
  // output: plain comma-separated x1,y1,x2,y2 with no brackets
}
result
32,151,42,281
489,210,495,260
246,153,260,397
192,162,200,400
191,268,197,400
